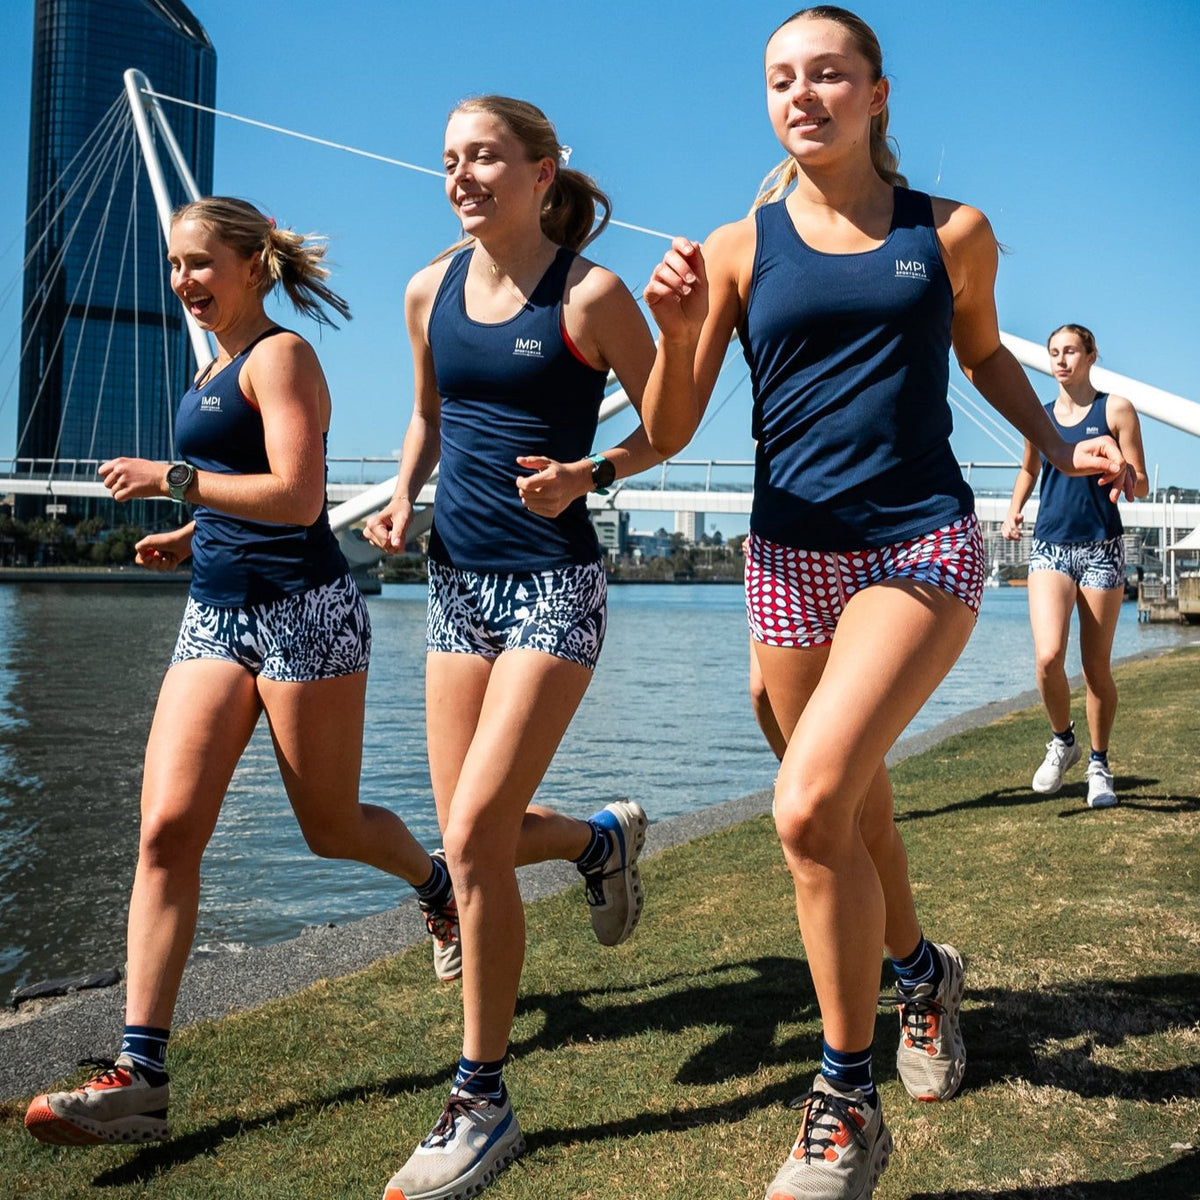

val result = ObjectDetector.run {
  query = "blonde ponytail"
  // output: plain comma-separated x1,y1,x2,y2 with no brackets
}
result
172,197,351,327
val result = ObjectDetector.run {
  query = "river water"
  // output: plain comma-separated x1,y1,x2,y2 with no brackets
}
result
0,580,1195,998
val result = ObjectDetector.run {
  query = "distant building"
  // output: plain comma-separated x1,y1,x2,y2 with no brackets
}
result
18,0,215,506
674,509,705,544
591,508,628,559
628,528,674,559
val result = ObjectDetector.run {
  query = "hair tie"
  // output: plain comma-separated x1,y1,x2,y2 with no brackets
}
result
267,216,277,229
558,145,572,169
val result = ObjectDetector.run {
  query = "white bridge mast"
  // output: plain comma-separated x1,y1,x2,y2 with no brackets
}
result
122,68,211,368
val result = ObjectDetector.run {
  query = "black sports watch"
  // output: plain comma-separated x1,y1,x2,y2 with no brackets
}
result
165,462,196,502
587,452,616,495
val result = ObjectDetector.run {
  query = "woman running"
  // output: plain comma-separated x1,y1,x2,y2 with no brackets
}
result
25,197,453,1146
1002,323,1147,807
364,96,658,1200
641,9,1128,1198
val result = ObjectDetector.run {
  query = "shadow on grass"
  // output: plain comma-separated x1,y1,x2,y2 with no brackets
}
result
89,1063,451,1188
513,954,821,1085
89,962,1198,1187
950,972,1200,1102
90,955,822,1187
898,775,1199,822
906,1149,1199,1200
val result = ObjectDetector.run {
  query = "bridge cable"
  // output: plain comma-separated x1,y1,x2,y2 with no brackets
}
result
142,89,678,243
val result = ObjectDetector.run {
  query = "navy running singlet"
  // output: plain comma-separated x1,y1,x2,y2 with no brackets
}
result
426,246,608,573
740,188,975,551
1034,394,1123,544
174,327,349,606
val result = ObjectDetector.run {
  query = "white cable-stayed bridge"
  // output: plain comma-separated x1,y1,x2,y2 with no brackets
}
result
4,72,1199,567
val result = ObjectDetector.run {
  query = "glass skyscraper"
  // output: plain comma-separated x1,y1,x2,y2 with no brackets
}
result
18,0,215,483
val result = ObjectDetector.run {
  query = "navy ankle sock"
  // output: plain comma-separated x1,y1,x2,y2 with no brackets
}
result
415,854,452,909
453,1055,506,1103
1054,724,1076,746
1090,749,1109,767
820,1042,875,1101
890,936,943,993
120,1025,170,1080
573,820,610,875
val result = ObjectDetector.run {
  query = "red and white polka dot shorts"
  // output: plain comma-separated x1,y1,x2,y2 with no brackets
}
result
745,514,985,648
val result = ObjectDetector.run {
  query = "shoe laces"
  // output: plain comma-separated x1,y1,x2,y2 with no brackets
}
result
581,834,619,907
882,985,943,1052
74,1057,129,1089
786,1087,868,1162
425,1090,492,1146
421,896,458,945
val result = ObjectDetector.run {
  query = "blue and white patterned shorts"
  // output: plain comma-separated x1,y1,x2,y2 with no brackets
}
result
427,558,607,670
1028,536,1125,591
170,572,371,681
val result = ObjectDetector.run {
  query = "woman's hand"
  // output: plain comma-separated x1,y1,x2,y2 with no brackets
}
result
364,497,414,554
515,456,592,518
98,458,168,501
1060,435,1131,502
1000,512,1024,541
135,526,193,572
643,237,709,344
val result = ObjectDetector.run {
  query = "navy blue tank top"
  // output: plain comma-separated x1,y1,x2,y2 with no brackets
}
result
1034,394,1122,543
740,188,975,551
175,327,349,606
426,246,608,573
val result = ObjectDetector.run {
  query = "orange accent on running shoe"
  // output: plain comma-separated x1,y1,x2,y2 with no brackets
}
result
382,1189,410,1200
84,1068,134,1091
24,1097,104,1146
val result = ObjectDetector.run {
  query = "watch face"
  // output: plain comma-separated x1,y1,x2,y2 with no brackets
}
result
166,464,191,486
592,456,616,489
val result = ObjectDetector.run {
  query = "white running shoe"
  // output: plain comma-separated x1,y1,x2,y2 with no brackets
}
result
1031,732,1082,794
383,1090,524,1200
890,943,966,1102
580,800,647,947
762,1074,891,1200
25,1055,169,1145
1085,760,1118,808
420,849,462,983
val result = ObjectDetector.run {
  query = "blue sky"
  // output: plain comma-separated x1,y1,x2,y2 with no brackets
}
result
1,0,1197,535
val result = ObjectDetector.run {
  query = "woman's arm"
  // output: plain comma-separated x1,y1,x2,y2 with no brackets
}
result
516,264,660,518
1107,394,1150,500
135,522,195,571
936,200,1129,499
364,266,446,553
99,333,333,525
640,219,753,456
1001,440,1041,540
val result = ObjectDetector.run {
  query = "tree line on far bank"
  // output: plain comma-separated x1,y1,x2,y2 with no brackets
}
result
380,531,750,585
0,515,146,568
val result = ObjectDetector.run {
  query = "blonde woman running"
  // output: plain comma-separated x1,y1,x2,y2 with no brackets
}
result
641,9,1128,1197
25,198,450,1147
366,96,658,1200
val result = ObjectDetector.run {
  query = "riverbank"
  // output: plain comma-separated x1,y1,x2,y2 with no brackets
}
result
0,565,191,585
2,645,1196,1198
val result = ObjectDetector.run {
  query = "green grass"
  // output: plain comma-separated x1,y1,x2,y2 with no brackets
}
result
3,647,1198,1199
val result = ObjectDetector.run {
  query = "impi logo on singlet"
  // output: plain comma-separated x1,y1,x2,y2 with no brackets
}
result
513,337,543,358
1086,426,1100,435
894,258,928,281
200,395,221,412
